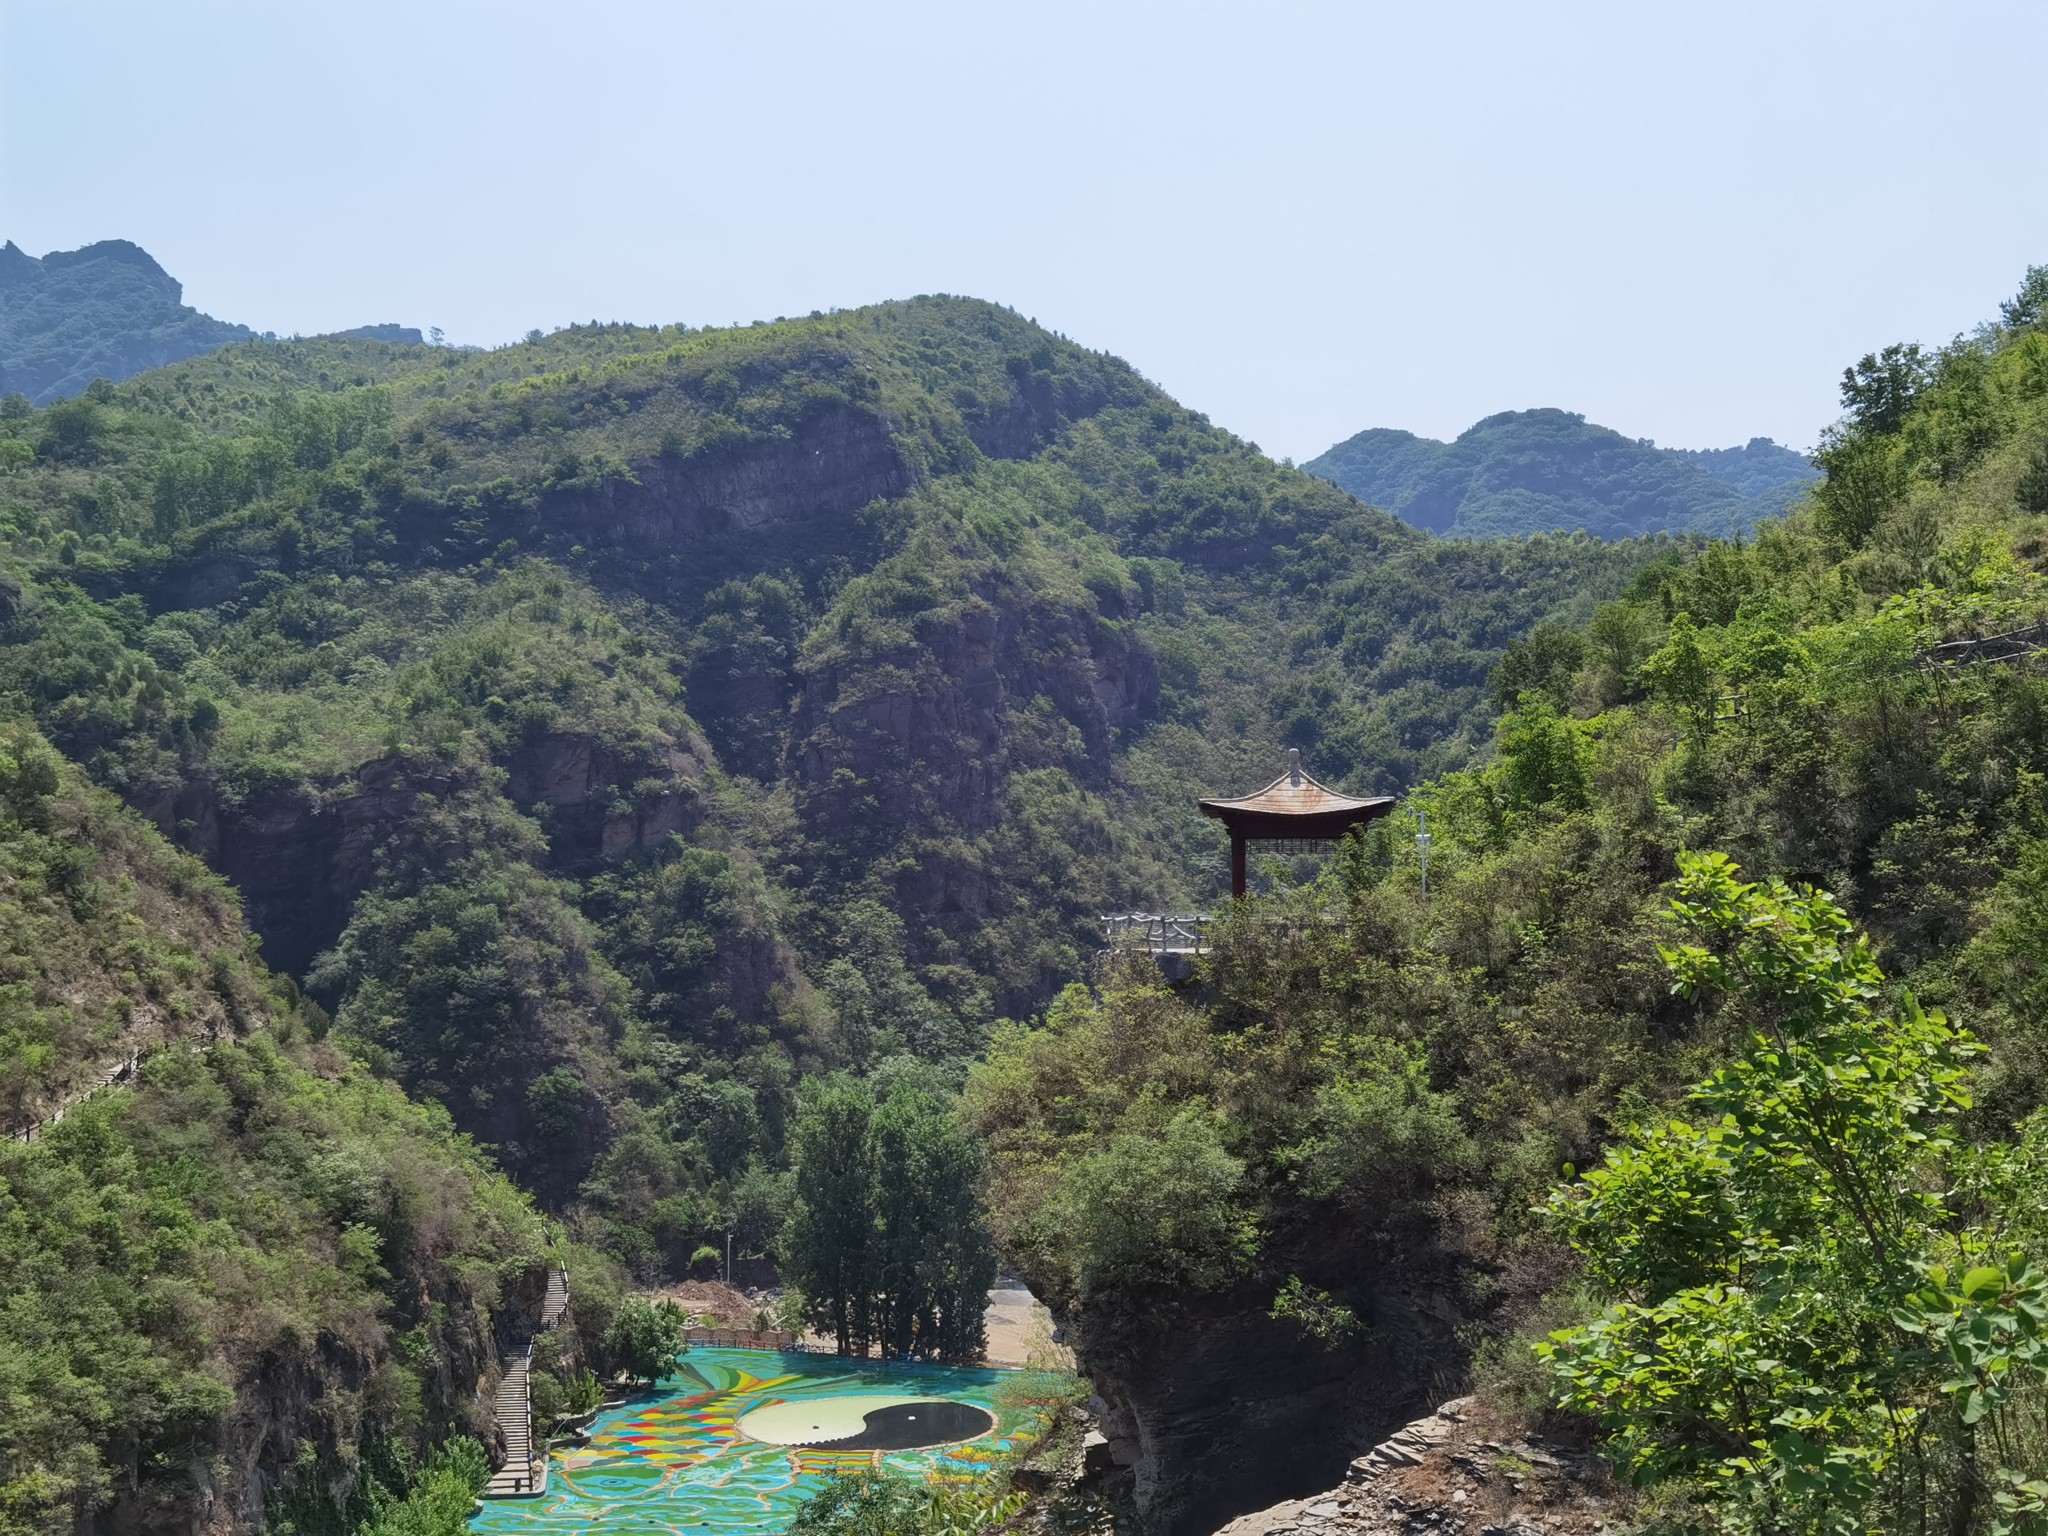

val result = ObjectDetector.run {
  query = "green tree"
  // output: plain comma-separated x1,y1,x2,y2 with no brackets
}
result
2000,265,2048,331
1493,697,1590,814
1489,622,1588,711
1042,1098,1256,1300
1840,342,1933,436
870,1083,998,1361
783,1078,878,1355
1540,853,2048,1536
789,1468,1024,1536
2017,446,2048,517
600,1297,686,1387
783,1077,996,1361
1640,611,1717,732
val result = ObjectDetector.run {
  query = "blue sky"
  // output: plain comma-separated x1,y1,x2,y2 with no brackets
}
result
4,0,2045,461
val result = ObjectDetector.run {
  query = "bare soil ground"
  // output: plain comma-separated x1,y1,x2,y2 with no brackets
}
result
651,1280,760,1322
984,1279,1070,1368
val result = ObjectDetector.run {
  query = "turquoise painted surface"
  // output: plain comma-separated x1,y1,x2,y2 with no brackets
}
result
469,1350,1034,1536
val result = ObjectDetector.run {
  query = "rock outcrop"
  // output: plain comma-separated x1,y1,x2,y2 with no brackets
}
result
479,402,912,558
1071,1220,1466,1536
133,756,451,978
793,578,1158,841
132,730,704,978
1209,1399,1620,1536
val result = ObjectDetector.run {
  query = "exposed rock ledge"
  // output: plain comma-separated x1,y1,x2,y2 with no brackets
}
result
1208,1399,1623,1536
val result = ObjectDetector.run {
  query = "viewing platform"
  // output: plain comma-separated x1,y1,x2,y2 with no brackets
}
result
1200,749,1395,897
1097,752,1396,977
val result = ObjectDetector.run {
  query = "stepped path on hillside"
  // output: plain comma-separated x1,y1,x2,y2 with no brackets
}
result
485,1266,572,1499
8,1051,146,1143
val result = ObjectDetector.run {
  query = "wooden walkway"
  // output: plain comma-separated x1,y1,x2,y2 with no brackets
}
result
484,1266,571,1499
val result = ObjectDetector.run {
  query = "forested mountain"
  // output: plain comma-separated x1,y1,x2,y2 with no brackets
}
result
20,259,2048,1536
0,297,1662,1292
1305,407,1817,539
971,266,2048,1533
0,240,256,405
0,239,427,408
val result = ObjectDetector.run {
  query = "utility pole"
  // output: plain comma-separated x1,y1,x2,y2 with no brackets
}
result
1416,808,1431,902
725,1230,733,1288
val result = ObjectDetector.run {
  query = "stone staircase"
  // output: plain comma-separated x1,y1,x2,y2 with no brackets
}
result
484,1265,571,1500
486,1350,539,1498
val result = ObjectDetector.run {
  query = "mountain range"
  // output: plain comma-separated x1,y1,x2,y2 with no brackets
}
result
1305,406,1818,539
8,237,2045,1536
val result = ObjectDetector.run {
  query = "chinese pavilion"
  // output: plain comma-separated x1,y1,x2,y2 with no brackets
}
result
1199,749,1395,898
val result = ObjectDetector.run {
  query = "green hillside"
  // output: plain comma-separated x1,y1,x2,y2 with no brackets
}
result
0,240,256,405
973,266,2048,1532
1305,407,1817,539
0,717,582,1536
0,296,1663,1288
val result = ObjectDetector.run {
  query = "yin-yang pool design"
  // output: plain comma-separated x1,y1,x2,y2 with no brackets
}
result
737,1396,997,1451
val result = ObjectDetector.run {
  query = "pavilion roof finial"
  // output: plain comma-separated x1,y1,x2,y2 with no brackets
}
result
1287,747,1301,785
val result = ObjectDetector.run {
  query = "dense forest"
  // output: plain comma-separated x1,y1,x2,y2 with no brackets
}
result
968,265,2048,1532
0,295,1658,1285
1306,408,1817,539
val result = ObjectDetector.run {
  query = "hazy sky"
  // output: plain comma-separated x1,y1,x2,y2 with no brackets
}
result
5,1,2046,462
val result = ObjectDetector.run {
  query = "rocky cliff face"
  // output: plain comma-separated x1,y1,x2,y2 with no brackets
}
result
476,402,911,558
133,757,450,978
131,732,705,979
191,1269,502,1536
501,730,709,861
1207,1398,1620,1536
1073,1225,1464,1536
793,577,1158,844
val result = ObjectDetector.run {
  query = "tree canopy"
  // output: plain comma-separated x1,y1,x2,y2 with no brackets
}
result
783,1075,995,1361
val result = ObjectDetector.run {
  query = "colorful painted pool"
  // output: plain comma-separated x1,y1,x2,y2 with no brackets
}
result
469,1349,1035,1536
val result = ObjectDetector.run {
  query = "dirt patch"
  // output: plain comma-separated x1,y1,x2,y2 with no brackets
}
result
985,1280,1070,1368
651,1281,760,1322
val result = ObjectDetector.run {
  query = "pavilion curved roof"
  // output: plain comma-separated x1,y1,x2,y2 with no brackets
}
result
1198,750,1394,826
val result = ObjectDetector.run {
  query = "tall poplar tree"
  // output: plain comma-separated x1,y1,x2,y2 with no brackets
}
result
784,1076,995,1362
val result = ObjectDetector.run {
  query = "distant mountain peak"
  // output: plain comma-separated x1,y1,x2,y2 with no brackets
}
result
0,237,251,404
0,239,431,405
1304,409,1818,541
41,238,175,281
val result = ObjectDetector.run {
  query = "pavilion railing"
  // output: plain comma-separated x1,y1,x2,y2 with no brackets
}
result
1100,913,1213,954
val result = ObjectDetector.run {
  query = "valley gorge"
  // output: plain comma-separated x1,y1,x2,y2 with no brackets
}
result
7,256,2048,1536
